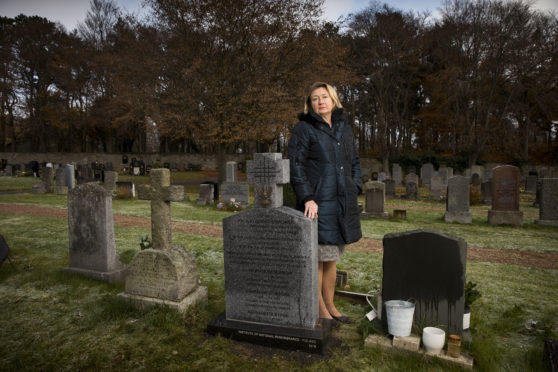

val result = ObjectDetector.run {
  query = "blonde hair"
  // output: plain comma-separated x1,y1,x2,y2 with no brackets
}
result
303,82,343,114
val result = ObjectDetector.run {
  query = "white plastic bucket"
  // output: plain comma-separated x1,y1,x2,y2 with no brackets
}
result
385,300,415,337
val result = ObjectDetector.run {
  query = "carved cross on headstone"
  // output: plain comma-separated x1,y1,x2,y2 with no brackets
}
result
137,169,184,250
246,153,289,208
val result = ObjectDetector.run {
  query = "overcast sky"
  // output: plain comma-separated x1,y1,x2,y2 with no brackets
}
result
1,0,557,31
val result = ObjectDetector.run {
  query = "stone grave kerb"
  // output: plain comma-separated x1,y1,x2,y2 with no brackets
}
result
137,169,184,251
246,153,289,208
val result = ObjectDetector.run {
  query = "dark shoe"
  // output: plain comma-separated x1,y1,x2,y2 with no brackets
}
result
331,314,351,324
319,317,340,328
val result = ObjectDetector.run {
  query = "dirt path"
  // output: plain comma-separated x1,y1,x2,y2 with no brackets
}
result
1,204,557,270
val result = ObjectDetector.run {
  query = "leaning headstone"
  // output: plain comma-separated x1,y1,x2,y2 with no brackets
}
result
488,165,523,226
525,174,537,193
64,183,126,282
103,171,118,193
362,181,389,218
118,169,207,313
381,230,467,335
444,176,472,224
221,161,249,207
429,175,443,200
535,178,558,226
53,167,68,195
197,184,214,205
405,173,419,200
385,179,396,198
392,163,402,186
208,153,328,353
421,163,434,187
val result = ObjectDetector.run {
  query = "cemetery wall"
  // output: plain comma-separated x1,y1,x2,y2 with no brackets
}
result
0,152,245,171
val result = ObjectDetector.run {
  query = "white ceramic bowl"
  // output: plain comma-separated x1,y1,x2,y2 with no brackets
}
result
422,327,446,355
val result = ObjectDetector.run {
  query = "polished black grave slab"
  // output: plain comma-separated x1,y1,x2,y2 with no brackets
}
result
206,312,331,354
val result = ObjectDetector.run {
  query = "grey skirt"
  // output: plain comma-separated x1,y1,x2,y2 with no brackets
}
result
318,244,345,262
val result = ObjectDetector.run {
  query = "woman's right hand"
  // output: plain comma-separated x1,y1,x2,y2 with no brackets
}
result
304,200,318,219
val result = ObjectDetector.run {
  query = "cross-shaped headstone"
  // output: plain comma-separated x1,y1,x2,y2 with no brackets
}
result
137,169,184,251
246,153,289,208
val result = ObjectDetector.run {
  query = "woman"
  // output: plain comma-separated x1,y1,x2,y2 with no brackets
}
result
288,82,362,326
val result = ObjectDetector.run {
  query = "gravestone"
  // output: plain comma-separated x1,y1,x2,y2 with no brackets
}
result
5,164,13,176
444,176,472,224
103,171,118,193
392,163,402,186
64,183,126,282
535,178,558,226
429,175,443,200
488,165,523,226
438,166,449,187
197,184,214,205
65,164,75,190
41,166,54,192
378,172,387,183
208,153,328,353
533,179,542,207
53,167,68,195
481,181,492,204
115,181,135,198
421,163,434,187
483,165,494,181
381,230,467,335
525,174,537,193
119,169,207,313
471,165,483,182
405,173,419,200
221,161,249,207
385,179,396,198
0,234,10,267
362,181,389,218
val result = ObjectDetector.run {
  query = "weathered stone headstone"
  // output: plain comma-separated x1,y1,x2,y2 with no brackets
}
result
429,175,443,200
221,161,249,207
385,179,396,198
53,168,68,195
196,184,214,205
64,183,126,282
5,164,13,176
444,176,472,224
392,163,402,186
65,164,75,190
421,163,434,187
481,181,492,204
103,171,118,192
381,230,467,335
405,173,419,200
362,181,389,218
488,165,523,226
208,153,328,353
535,178,558,226
438,166,449,187
525,174,537,193
41,166,54,192
119,169,207,313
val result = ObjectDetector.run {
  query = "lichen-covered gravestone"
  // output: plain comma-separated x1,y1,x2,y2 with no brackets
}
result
382,230,467,334
64,183,126,282
118,169,207,313
444,176,472,224
207,153,326,353
103,171,118,193
488,165,523,226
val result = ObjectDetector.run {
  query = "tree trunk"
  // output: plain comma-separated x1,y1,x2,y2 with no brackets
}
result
217,141,226,184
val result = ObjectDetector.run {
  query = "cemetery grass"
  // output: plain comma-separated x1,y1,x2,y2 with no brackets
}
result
1,208,557,370
0,176,39,192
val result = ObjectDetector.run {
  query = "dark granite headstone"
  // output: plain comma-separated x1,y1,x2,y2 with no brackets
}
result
525,175,537,193
362,181,388,218
208,153,328,353
0,234,10,267
197,184,214,205
488,165,523,226
382,230,467,335
384,179,396,198
421,163,434,187
481,181,492,204
405,173,419,200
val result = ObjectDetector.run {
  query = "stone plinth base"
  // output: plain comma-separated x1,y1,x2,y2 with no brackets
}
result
444,211,472,224
535,219,558,227
207,312,331,354
63,266,126,283
393,209,407,219
488,210,523,226
118,285,208,314
53,185,68,195
364,333,474,369
361,211,389,219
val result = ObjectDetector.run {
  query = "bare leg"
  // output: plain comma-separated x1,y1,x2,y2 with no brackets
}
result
322,260,342,317
318,261,332,319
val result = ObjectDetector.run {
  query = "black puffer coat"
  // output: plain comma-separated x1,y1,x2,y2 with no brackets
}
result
288,107,362,245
